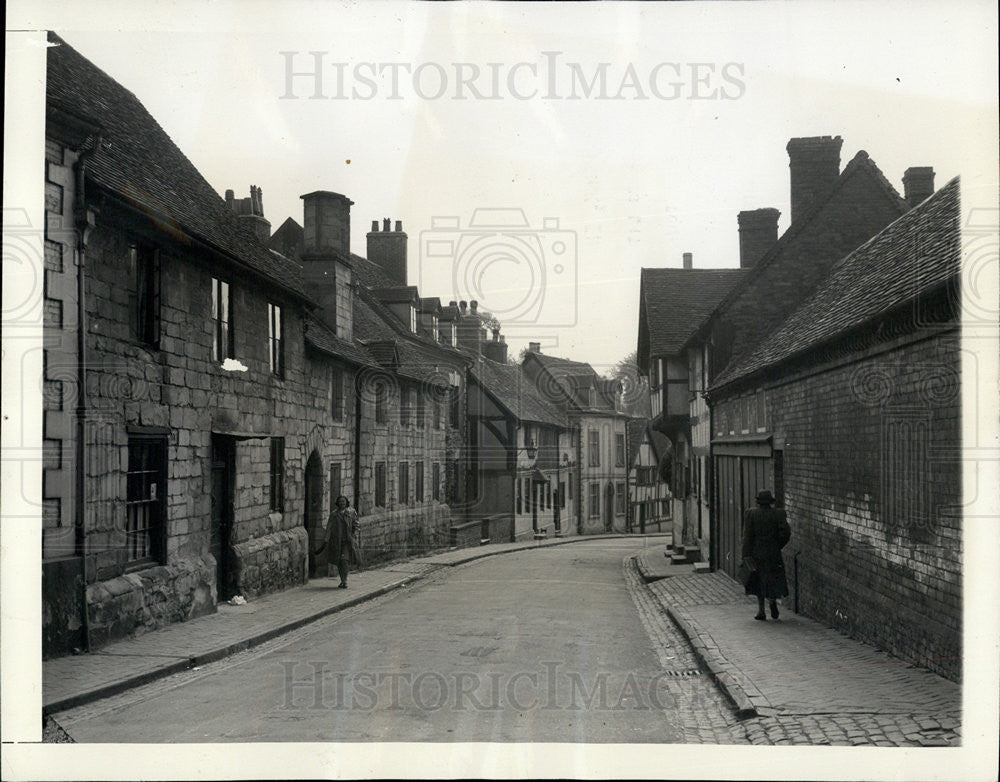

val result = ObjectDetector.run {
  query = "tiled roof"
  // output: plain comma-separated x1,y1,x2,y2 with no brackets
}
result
47,33,311,302
684,151,908,349
639,268,746,356
303,318,378,368
470,360,567,428
713,177,961,389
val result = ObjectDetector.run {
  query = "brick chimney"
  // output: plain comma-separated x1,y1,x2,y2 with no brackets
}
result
902,167,935,209
227,185,271,243
367,218,408,285
682,252,693,270
299,190,355,340
528,341,541,353
737,208,780,268
483,327,509,363
786,136,843,225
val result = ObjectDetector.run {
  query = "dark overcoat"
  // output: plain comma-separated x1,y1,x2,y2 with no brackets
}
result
741,505,790,599
326,507,362,566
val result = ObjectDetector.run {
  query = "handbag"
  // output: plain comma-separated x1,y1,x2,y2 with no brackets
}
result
737,556,757,587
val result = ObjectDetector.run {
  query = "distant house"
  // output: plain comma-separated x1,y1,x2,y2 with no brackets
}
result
521,345,630,534
467,357,575,542
706,177,962,682
626,420,672,534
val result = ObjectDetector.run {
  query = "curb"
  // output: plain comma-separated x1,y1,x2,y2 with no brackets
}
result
46,534,662,715
656,602,759,719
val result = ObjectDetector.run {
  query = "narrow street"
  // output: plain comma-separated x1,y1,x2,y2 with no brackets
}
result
52,540,738,743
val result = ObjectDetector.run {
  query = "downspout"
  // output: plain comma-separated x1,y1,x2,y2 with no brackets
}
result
73,134,101,653
353,370,362,513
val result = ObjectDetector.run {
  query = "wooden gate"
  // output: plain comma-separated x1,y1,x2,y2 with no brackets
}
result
712,441,773,580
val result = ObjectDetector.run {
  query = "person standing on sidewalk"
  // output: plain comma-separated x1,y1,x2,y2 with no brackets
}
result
741,489,791,620
316,495,362,589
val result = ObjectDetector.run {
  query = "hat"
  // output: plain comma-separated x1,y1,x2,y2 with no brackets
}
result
756,490,775,504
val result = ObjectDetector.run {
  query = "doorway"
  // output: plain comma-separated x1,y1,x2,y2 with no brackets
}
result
305,450,325,577
604,482,615,532
210,435,235,601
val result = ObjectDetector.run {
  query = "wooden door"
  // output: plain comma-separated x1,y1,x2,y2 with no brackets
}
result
210,436,235,600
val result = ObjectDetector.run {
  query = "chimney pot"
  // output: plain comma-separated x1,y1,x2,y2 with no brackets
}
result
470,300,478,312
395,220,402,232
902,167,935,209
528,341,541,353
786,135,843,224
371,220,379,232
460,300,468,312
737,208,780,268
682,252,693,270
448,300,458,307
492,327,500,341
383,218,391,231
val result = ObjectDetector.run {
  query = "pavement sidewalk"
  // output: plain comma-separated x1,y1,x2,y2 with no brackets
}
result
647,571,962,746
43,533,666,715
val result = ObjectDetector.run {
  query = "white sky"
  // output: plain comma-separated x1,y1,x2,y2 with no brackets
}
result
15,0,997,370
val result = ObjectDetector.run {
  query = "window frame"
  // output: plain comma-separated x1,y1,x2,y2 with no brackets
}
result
588,429,600,467
432,463,441,501
268,302,284,378
269,437,285,512
398,461,410,506
375,462,386,507
415,462,424,502
615,433,626,468
125,434,167,567
211,277,234,363
330,365,345,421
588,482,600,519
130,240,160,348
616,481,626,515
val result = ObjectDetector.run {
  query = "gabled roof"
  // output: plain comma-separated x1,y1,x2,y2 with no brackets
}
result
712,177,961,390
683,150,909,351
638,267,746,360
470,360,567,428
47,33,310,303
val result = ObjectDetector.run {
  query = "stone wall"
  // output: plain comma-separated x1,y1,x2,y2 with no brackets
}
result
231,528,309,598
765,331,961,681
357,502,452,566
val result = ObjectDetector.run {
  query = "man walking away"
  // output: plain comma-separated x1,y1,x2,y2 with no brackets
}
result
741,489,791,620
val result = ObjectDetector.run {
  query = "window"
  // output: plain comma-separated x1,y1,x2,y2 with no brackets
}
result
415,462,424,502
211,277,233,362
615,433,626,467
616,482,626,515
568,474,573,500
588,429,600,467
400,386,412,426
375,382,387,424
398,462,409,505
588,387,597,407
329,463,342,507
516,476,522,514
375,462,386,507
416,390,425,428
270,438,285,511
432,463,441,501
450,390,460,429
331,366,344,421
559,481,566,509
126,435,166,565
409,306,417,333
268,303,284,377
433,393,442,429
130,241,160,347
589,482,600,518
547,482,552,509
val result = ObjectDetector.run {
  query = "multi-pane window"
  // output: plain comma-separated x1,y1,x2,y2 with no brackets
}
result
329,463,342,508
432,463,441,501
375,462,386,507
615,433,626,467
416,390,425,428
415,462,424,502
589,483,600,518
398,462,410,505
330,367,344,421
616,482,626,514
211,277,233,362
270,437,285,511
588,429,600,467
130,241,160,347
126,436,166,566
268,303,284,377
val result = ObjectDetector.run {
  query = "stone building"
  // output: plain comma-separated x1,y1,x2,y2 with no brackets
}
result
43,34,351,654
706,177,961,681
520,346,629,534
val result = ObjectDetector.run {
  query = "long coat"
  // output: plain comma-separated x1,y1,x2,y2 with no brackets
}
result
325,507,362,566
741,505,790,599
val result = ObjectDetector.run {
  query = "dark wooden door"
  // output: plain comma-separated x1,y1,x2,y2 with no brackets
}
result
305,451,324,577
210,435,235,600
713,453,771,580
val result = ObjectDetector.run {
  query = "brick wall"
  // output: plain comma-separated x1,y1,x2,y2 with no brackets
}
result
765,331,961,681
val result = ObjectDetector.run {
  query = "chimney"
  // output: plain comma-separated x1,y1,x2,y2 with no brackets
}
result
737,208,780,268
448,300,457,307
301,190,353,256
483,328,508,363
528,341,541,353
459,300,468,314
367,218,408,285
228,185,271,243
470,300,479,315
682,252,693,270
786,135,843,224
902,167,935,209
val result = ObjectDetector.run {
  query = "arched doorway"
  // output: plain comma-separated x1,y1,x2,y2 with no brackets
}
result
304,450,325,578
604,482,615,533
